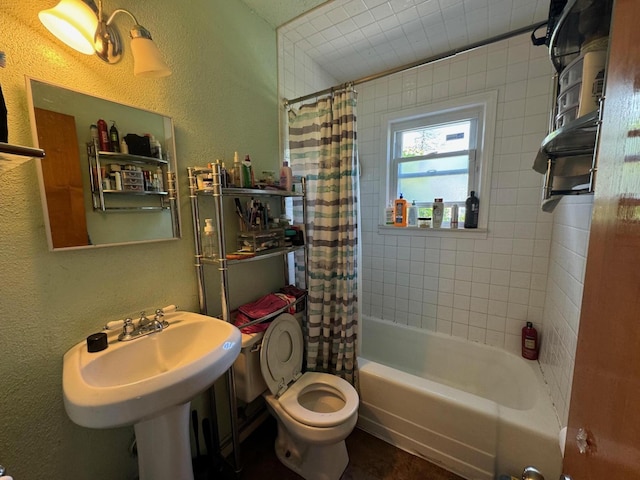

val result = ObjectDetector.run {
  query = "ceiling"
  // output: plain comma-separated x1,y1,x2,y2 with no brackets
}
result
246,0,552,84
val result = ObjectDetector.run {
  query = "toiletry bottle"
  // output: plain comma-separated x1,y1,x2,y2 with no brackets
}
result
156,166,164,191
464,191,479,228
407,200,419,227
432,198,443,228
242,154,254,188
521,322,539,360
232,151,242,187
120,138,129,154
450,204,459,229
97,119,110,152
393,193,408,227
89,124,99,153
221,161,230,188
109,121,120,152
147,135,162,159
385,203,394,225
202,218,217,259
114,171,122,190
280,161,293,191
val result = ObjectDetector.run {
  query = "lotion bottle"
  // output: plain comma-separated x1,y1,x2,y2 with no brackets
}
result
231,151,242,187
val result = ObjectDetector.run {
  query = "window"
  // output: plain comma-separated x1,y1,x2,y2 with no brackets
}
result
380,92,497,229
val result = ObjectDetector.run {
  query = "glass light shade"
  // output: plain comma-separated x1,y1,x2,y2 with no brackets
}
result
39,0,98,55
130,37,171,78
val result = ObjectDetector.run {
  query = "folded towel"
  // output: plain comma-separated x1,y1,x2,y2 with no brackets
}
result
238,293,288,319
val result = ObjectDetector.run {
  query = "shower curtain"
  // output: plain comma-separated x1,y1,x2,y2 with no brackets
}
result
287,89,359,386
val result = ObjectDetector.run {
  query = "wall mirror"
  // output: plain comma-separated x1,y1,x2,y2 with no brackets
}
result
26,77,181,251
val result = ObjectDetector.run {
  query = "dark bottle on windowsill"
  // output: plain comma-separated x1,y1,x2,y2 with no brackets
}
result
464,191,479,228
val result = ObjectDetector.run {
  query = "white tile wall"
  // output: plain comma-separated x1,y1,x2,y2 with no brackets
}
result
357,33,555,354
278,29,592,429
539,195,593,426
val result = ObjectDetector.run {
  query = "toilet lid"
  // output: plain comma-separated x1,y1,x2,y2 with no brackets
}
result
260,313,303,397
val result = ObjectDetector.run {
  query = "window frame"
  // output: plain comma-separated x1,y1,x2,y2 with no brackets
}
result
379,91,498,231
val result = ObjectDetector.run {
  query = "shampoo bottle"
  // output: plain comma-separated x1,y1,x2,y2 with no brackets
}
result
280,161,293,191
393,194,408,227
464,191,479,228
521,322,539,360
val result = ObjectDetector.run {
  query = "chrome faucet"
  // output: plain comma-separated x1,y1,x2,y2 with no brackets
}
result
116,309,170,341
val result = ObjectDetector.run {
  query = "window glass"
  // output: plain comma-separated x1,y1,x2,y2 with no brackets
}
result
380,91,497,230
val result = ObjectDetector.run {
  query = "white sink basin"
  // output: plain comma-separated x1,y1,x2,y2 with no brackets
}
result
62,311,241,480
63,311,240,428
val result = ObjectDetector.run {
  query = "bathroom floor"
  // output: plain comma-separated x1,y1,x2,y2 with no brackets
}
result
237,417,465,479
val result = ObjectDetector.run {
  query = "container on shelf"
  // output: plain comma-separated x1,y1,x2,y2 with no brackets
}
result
555,106,579,130
237,229,284,254
556,82,581,114
558,55,583,92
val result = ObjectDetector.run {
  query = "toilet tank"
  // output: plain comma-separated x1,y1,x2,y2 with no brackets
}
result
234,331,268,403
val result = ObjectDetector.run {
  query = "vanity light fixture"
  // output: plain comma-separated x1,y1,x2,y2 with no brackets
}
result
39,0,171,78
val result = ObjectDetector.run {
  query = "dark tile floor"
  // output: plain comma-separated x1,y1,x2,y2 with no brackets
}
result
238,417,465,480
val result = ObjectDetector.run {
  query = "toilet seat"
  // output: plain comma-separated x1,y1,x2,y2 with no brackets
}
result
260,313,303,397
260,314,359,428
278,372,359,427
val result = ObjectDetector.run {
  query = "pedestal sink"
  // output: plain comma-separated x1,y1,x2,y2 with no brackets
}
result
62,311,241,480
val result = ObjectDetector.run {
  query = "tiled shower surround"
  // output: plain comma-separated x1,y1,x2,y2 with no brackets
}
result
278,32,593,426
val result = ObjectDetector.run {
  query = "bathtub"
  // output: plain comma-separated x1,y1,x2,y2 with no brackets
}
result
357,316,562,480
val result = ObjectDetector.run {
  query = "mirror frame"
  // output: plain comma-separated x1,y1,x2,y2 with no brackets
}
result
26,76,181,251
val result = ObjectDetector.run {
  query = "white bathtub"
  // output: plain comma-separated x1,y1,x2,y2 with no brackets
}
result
357,316,562,480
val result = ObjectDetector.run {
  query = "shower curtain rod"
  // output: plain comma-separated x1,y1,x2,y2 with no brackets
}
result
283,20,547,107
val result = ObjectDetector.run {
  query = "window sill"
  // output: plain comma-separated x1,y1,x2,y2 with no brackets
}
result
378,224,488,239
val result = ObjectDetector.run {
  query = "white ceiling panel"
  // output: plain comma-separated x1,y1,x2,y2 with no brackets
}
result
278,0,551,83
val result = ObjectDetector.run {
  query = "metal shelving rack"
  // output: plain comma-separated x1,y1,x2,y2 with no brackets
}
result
187,163,307,475
534,0,613,212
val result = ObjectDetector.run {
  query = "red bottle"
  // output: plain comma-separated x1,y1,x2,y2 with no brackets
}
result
522,321,538,360
97,119,110,152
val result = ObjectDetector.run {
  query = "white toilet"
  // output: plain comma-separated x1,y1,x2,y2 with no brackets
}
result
234,313,359,480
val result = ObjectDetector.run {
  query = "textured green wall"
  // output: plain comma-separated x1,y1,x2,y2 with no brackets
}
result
0,1,278,478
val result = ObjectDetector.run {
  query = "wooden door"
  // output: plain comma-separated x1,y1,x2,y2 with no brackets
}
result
563,0,640,477
34,108,89,248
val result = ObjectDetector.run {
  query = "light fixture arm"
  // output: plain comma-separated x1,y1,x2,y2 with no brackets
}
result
105,8,140,29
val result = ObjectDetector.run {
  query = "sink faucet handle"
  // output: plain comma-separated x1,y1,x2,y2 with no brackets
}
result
123,318,135,335
154,308,164,319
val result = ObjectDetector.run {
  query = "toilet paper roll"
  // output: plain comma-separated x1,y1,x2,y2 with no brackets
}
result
559,426,568,457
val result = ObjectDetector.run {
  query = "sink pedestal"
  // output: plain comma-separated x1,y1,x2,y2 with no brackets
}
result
134,402,194,480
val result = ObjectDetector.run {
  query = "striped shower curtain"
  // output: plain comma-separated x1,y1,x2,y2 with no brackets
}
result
287,89,359,386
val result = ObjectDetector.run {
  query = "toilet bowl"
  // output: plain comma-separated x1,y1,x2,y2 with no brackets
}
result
240,313,359,480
